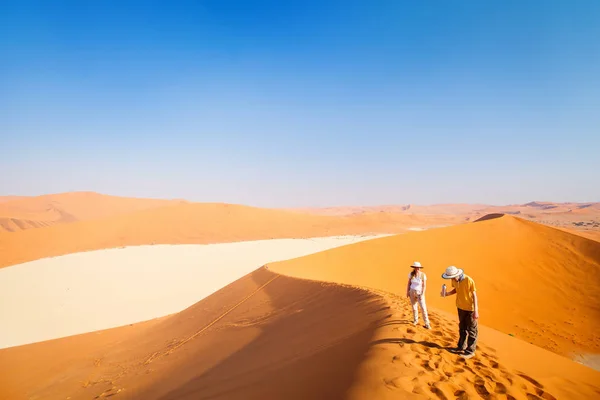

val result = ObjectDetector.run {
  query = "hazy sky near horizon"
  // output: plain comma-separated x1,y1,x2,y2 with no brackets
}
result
2,1,599,207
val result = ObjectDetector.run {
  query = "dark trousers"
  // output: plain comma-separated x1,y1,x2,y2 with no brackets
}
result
457,308,478,354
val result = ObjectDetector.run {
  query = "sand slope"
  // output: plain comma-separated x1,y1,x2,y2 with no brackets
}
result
270,215,600,359
0,269,389,399
2,268,599,400
0,202,450,269
0,192,183,232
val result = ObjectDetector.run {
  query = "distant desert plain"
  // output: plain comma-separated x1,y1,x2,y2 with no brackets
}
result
1,192,599,399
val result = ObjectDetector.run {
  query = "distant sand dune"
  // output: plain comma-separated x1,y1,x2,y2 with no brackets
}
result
0,192,183,232
0,202,450,269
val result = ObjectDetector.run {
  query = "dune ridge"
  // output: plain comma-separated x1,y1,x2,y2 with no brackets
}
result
0,268,390,399
3,267,599,399
269,215,600,359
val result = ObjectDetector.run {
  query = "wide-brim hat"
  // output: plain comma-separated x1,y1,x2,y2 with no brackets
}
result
410,261,423,268
442,265,463,279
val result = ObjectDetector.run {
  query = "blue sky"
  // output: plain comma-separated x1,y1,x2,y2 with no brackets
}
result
1,1,599,207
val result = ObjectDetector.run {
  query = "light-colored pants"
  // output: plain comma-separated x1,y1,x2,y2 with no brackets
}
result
409,290,429,324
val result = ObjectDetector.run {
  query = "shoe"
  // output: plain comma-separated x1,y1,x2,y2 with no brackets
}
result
412,320,418,325
461,352,476,359
448,347,464,354
424,323,431,329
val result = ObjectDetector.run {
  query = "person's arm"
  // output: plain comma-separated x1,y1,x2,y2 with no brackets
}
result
422,277,427,296
446,288,457,296
406,278,411,297
473,291,479,319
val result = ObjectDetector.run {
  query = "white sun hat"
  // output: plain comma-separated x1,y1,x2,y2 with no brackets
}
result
410,261,423,268
442,265,464,279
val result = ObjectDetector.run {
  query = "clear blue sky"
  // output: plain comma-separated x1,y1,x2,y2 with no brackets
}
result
2,1,599,207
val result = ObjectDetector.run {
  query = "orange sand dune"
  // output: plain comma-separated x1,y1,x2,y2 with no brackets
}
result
270,215,600,359
293,200,600,219
0,202,463,269
2,268,599,399
0,192,184,232
0,196,30,203
292,201,600,239
0,268,389,399
290,203,489,216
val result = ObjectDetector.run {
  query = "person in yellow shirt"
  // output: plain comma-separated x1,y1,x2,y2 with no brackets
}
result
441,265,479,359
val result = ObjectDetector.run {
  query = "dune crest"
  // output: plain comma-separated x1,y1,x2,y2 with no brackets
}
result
473,213,505,222
270,215,600,359
0,269,390,399
4,267,597,399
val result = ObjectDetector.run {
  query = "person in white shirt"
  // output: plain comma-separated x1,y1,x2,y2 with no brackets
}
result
406,261,431,329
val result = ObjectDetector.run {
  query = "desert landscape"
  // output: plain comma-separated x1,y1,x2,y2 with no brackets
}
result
4,2,600,399
0,192,599,399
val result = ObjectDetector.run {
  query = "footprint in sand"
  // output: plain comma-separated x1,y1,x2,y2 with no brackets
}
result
527,394,543,400
430,386,450,400
534,389,557,400
495,382,508,394
454,389,469,400
517,373,543,389
421,360,435,372
474,383,491,399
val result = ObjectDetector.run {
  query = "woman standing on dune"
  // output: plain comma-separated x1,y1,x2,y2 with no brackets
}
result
406,261,431,329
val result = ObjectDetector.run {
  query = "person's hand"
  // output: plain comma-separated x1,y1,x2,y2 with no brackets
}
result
474,311,479,319
406,292,410,298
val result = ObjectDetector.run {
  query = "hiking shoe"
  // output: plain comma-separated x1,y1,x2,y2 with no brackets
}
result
424,323,431,329
448,347,464,354
461,352,476,359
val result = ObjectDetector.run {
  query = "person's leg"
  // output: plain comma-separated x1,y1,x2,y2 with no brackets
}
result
418,294,430,326
457,309,468,350
465,313,478,355
409,291,419,324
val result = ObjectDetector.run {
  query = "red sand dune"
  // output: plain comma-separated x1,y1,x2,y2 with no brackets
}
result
2,217,600,398
270,215,600,359
0,202,459,268
0,192,183,232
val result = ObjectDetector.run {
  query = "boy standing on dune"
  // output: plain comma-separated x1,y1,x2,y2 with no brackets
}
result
441,266,479,359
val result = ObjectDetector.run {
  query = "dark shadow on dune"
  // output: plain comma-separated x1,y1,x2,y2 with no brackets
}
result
473,213,505,222
148,268,388,400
